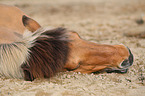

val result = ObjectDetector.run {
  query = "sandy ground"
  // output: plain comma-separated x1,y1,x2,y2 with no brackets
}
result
0,0,145,96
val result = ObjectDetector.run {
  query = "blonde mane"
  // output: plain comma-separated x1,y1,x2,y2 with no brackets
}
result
0,41,29,78
0,28,43,78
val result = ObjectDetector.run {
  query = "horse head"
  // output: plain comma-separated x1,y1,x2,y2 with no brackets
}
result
22,15,133,79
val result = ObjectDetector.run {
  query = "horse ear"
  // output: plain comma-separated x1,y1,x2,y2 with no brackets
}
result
22,15,41,32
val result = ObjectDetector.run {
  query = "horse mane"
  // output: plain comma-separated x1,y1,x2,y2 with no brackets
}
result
0,39,29,79
21,27,70,81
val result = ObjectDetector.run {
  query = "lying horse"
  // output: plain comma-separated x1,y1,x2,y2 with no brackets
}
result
0,4,133,81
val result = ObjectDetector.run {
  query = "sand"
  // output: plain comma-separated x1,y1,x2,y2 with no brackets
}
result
0,0,145,96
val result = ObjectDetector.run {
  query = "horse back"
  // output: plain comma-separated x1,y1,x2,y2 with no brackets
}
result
0,27,22,44
0,4,27,35
0,4,28,44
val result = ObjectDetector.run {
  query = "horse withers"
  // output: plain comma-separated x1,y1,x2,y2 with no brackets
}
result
0,4,133,81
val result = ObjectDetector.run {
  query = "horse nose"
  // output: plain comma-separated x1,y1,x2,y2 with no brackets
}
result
104,47,133,74
121,47,134,68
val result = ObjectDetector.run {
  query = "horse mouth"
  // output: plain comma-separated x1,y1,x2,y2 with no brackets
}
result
104,68,128,74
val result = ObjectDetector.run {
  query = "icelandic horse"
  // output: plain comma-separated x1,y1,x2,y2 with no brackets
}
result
0,4,133,81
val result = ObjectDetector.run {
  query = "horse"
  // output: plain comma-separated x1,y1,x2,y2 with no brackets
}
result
0,4,133,81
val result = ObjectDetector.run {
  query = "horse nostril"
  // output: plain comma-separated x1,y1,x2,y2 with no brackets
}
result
121,59,130,67
121,47,134,68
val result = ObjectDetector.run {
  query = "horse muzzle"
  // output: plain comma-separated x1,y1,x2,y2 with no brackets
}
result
105,47,134,73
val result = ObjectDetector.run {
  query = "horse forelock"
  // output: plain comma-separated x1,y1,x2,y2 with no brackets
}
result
21,27,70,81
